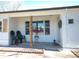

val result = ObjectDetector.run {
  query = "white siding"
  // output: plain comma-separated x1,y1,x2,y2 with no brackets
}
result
0,16,9,46
9,18,17,32
0,32,9,46
66,12,79,48
61,8,79,48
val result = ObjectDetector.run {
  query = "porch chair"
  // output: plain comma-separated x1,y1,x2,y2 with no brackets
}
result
10,30,16,45
16,30,23,44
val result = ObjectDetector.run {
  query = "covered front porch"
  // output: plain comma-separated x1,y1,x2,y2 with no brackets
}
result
8,15,62,49
10,42,61,51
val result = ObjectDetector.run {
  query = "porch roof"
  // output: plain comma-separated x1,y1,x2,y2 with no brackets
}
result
0,5,79,14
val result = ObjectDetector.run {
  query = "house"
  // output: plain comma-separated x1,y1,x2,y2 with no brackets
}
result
0,5,79,48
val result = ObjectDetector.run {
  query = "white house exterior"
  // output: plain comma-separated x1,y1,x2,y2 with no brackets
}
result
0,5,79,48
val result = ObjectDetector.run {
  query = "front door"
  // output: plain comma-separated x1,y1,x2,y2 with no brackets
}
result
32,21,44,42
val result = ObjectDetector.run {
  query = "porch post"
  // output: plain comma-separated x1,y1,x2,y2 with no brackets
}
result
29,16,33,48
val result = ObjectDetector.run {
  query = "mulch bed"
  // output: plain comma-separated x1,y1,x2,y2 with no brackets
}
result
71,50,79,58
0,47,44,54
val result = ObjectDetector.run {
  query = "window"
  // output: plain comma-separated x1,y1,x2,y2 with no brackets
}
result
68,19,74,24
0,22,2,32
32,21,43,34
45,20,50,35
3,19,8,32
25,22,29,35
25,21,44,35
25,21,50,35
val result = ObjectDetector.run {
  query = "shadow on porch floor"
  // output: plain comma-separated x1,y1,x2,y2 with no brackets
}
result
10,42,62,51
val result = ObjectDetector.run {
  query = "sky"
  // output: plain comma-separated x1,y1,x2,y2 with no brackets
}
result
18,1,79,10
0,0,79,11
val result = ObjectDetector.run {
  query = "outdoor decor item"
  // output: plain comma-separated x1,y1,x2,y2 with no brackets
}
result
58,20,62,28
34,35,39,42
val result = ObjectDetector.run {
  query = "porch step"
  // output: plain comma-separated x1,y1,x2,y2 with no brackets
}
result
71,49,79,58
0,47,44,54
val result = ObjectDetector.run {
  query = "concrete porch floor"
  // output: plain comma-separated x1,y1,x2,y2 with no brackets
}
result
10,42,62,51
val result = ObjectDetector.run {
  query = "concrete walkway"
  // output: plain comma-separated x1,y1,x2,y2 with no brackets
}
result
0,47,77,58
0,47,43,54
44,50,77,58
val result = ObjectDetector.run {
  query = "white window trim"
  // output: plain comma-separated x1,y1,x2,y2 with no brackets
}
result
0,21,2,32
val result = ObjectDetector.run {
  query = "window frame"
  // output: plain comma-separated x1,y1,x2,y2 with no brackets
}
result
68,19,74,24
0,21,2,32
25,21,43,35
25,21,29,35
45,20,50,35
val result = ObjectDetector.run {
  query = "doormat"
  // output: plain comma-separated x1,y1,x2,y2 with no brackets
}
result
71,50,79,58
0,47,44,54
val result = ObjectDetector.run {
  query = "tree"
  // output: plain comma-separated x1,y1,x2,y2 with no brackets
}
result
0,1,21,12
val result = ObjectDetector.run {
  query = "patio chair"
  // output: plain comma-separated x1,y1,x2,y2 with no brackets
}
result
10,30,16,45
16,30,23,44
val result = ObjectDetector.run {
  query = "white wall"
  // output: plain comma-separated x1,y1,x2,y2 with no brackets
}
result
0,16,9,46
60,8,79,48
10,15,60,45
9,18,17,32
65,11,79,48
0,32,9,46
